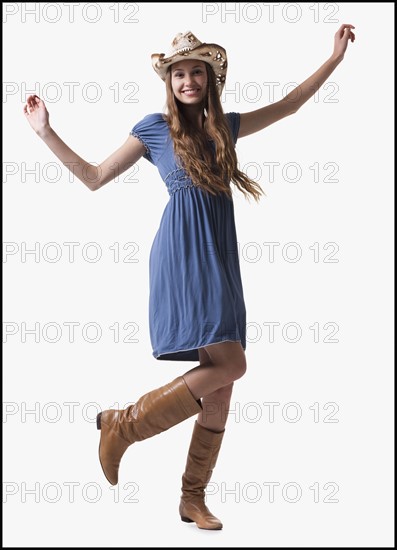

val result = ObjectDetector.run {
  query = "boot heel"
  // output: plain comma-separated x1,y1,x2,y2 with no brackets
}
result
96,412,102,430
181,516,193,523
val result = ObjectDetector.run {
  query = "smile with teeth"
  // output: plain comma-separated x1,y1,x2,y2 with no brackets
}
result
182,89,200,94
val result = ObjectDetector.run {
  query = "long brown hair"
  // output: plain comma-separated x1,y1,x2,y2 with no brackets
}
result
163,62,265,202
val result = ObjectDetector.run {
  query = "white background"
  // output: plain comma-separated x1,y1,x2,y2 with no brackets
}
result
3,2,394,547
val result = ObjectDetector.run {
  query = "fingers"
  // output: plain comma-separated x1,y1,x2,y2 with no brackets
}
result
26,94,41,105
336,24,356,43
340,24,355,30
23,101,34,115
337,24,354,35
343,27,356,43
23,94,42,114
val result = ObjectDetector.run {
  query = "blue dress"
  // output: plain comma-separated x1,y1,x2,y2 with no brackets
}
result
130,112,246,361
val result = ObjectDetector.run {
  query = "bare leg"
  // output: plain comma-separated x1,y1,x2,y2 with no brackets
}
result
179,345,237,529
197,347,234,432
183,341,246,401
97,341,245,488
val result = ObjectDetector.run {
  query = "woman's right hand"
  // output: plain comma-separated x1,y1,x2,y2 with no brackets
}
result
23,94,50,135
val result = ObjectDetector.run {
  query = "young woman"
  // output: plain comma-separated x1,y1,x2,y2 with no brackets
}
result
23,25,355,530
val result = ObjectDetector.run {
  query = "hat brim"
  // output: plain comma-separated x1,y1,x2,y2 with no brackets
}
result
151,42,227,96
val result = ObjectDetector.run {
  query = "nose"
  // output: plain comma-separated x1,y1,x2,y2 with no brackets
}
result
184,74,196,87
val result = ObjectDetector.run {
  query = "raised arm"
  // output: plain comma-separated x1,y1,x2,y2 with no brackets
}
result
23,95,146,191
238,23,355,139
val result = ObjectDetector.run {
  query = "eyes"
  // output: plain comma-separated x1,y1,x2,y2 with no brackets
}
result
173,70,203,78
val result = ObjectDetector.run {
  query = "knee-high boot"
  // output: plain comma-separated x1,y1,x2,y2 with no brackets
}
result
179,420,225,530
97,376,202,486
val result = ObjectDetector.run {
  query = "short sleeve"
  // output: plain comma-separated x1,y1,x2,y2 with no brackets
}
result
225,112,241,146
130,113,169,165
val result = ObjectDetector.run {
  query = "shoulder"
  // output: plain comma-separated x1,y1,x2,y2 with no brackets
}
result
130,113,169,164
132,112,168,129
143,112,168,122
224,112,241,144
130,112,168,143
224,111,240,122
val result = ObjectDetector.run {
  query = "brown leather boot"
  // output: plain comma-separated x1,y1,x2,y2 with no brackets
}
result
97,376,202,485
179,420,225,530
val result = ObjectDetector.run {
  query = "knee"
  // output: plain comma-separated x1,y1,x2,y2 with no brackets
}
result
219,359,246,385
204,342,247,384
229,358,247,381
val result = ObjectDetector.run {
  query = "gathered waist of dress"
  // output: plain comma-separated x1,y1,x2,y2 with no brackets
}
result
164,168,199,196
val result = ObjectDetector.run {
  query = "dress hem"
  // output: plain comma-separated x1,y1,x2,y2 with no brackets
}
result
153,338,246,362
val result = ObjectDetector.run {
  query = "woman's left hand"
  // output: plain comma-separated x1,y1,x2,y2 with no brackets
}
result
332,23,355,60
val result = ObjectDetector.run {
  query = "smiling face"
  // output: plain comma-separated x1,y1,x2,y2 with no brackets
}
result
170,59,208,105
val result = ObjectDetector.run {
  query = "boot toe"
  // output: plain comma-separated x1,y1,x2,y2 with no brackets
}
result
98,410,130,485
180,499,223,530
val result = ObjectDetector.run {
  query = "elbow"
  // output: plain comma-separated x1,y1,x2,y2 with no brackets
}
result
282,97,299,117
285,107,299,118
84,181,98,191
90,177,106,191
85,164,101,191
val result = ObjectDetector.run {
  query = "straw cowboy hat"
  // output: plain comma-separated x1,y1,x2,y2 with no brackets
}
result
151,31,228,96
